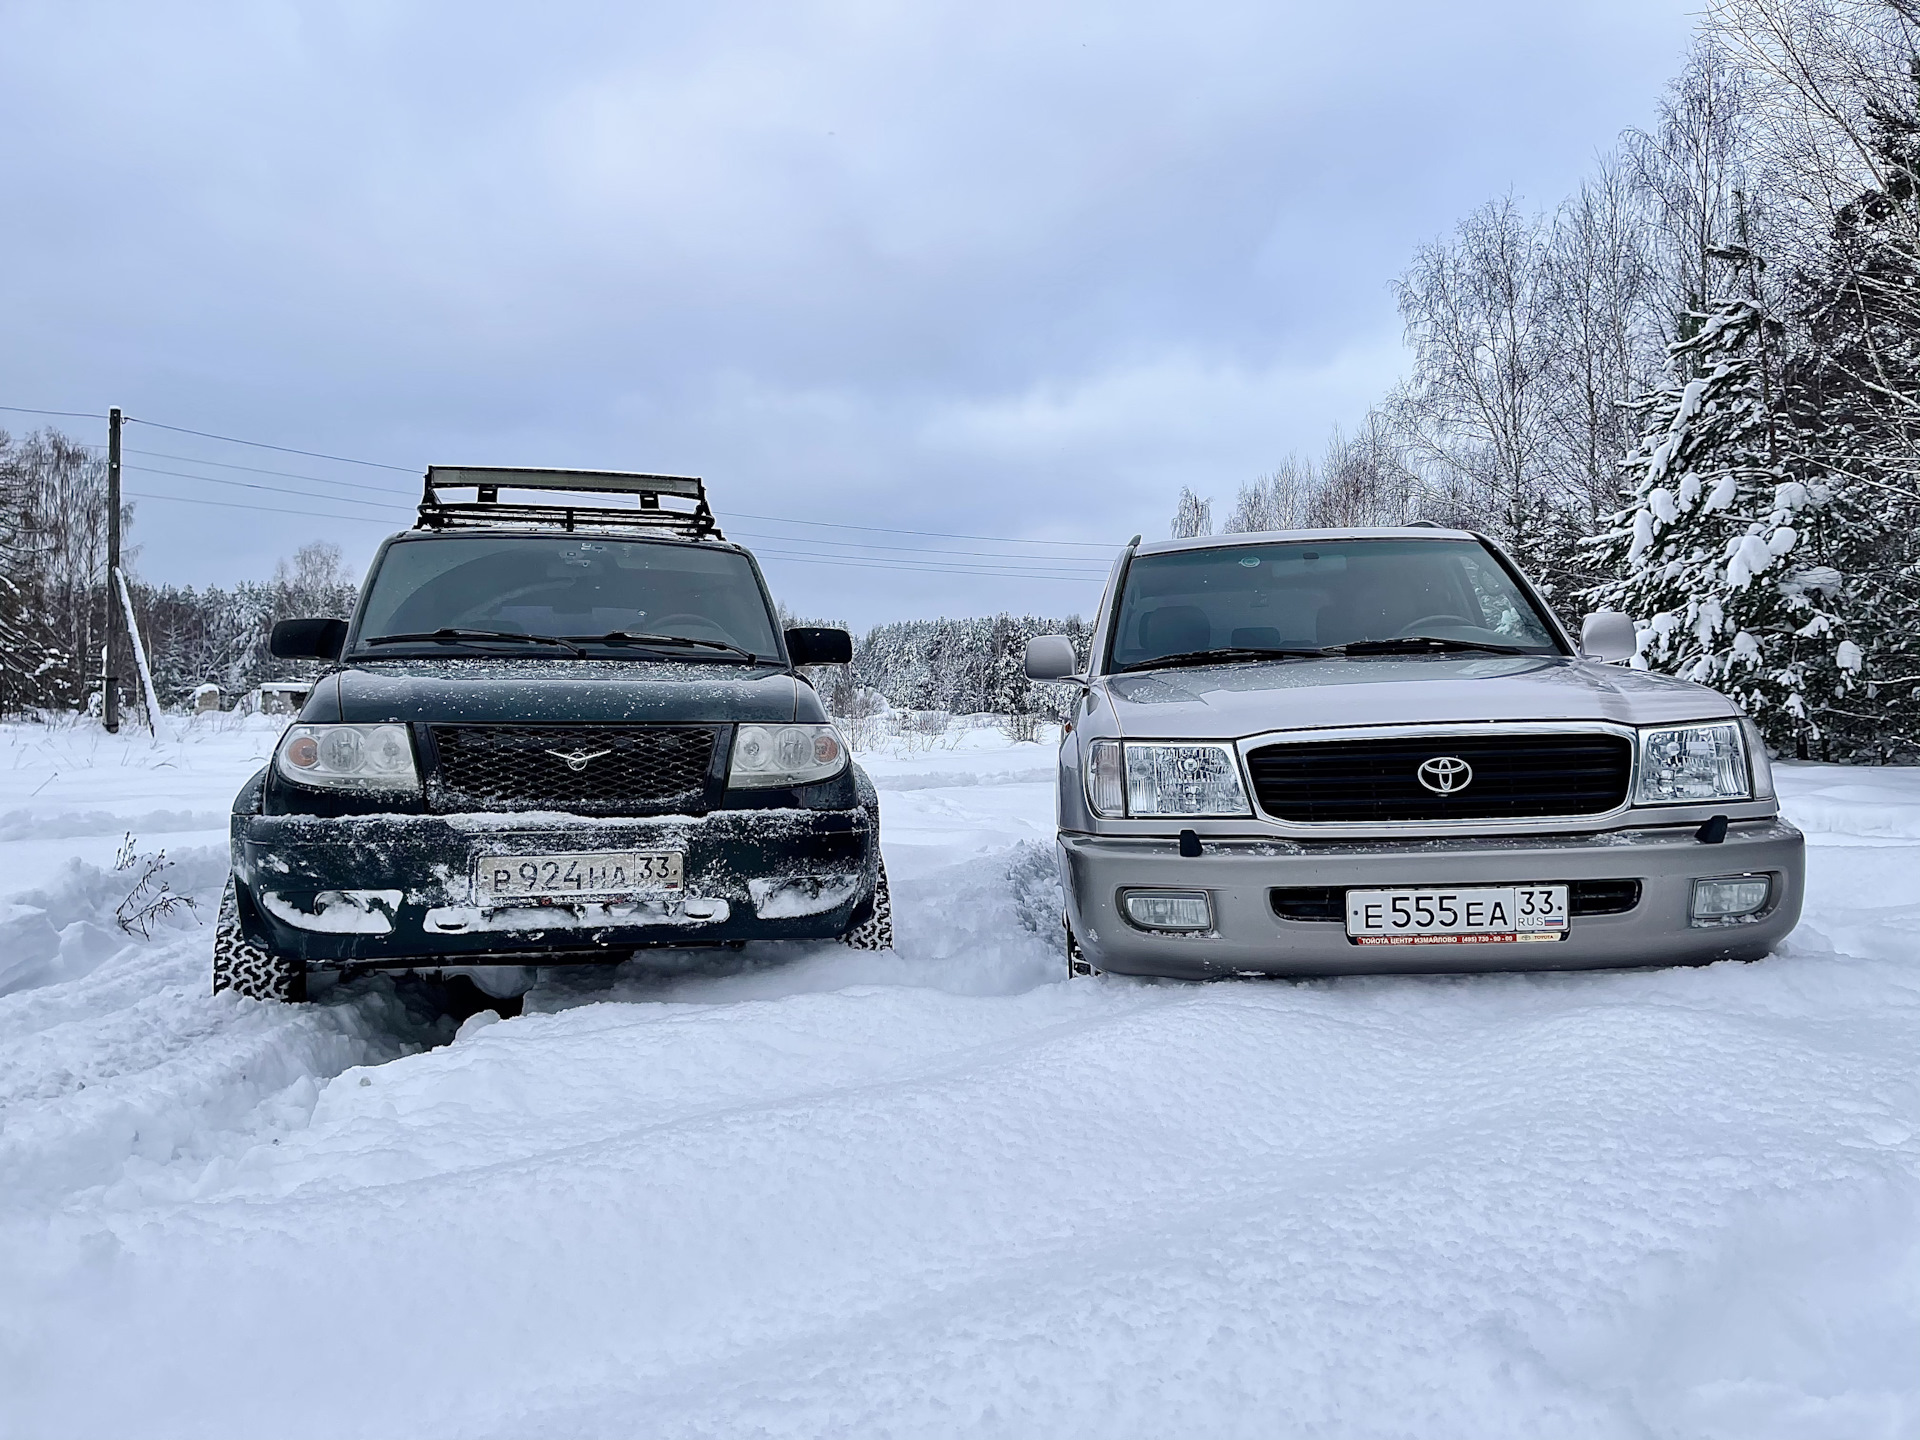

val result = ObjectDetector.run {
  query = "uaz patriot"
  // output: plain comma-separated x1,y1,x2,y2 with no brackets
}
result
215,467,888,1001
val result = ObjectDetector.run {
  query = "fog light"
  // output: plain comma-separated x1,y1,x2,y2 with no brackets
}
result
1690,876,1771,924
1122,889,1213,932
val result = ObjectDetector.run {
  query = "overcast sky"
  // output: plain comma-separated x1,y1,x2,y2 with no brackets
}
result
0,0,1697,627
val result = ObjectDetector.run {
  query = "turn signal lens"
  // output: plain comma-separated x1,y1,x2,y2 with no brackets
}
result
1086,740,1125,816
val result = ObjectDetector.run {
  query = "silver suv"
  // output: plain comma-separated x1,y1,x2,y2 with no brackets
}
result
1024,528,1803,979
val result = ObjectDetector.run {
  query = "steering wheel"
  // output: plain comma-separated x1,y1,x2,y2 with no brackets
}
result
1396,613,1479,637
642,612,727,636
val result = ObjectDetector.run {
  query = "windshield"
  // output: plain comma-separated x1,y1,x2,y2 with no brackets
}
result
1108,537,1561,670
353,535,781,658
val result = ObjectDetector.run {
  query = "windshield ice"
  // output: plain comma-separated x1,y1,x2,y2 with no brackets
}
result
1109,538,1561,669
354,535,781,656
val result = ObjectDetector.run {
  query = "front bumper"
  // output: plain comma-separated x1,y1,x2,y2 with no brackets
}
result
1060,819,1805,978
233,805,879,965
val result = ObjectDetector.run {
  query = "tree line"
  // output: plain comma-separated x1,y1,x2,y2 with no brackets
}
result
1171,0,1920,759
0,426,356,715
0,439,1083,725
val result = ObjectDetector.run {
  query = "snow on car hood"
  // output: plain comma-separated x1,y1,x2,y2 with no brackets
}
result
1103,654,1739,739
317,659,812,725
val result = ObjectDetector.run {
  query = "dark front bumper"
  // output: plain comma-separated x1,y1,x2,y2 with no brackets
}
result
232,805,878,965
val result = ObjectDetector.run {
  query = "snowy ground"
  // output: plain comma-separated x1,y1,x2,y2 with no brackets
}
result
2,714,1917,1440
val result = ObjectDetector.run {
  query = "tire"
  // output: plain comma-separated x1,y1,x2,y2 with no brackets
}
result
1064,916,1100,978
211,878,307,1002
841,857,894,951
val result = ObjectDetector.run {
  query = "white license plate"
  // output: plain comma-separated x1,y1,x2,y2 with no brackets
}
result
474,850,683,904
1344,885,1568,945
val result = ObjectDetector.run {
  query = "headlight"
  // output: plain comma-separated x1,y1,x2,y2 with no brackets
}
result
1085,740,1250,817
275,724,419,791
729,723,846,788
1635,722,1751,805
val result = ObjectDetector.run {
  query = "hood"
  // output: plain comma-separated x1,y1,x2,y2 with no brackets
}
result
310,658,814,726
1103,655,1738,739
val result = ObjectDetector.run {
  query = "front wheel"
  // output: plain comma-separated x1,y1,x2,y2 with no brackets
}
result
1064,916,1100,978
211,879,307,1002
841,858,894,950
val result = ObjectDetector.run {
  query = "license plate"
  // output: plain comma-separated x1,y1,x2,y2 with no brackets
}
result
1344,885,1568,945
474,850,683,904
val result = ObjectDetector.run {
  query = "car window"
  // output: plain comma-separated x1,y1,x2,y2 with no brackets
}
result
354,536,781,656
1108,538,1560,669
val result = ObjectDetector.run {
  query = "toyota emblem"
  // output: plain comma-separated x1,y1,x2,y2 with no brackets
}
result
1416,756,1473,794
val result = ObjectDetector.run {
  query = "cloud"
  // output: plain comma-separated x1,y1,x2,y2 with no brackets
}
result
0,0,1697,624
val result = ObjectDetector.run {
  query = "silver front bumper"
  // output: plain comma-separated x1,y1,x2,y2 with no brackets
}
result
1059,819,1805,978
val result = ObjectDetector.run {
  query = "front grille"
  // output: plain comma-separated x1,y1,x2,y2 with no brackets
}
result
1245,732,1631,823
1272,879,1643,922
428,725,719,815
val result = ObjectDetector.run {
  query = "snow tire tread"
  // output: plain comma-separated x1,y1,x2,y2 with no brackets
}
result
211,878,307,1002
842,858,894,951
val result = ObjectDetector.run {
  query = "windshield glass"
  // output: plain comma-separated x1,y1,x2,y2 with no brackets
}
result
1108,538,1561,670
353,535,781,657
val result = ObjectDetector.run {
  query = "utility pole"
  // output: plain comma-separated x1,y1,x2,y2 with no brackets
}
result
103,406,121,733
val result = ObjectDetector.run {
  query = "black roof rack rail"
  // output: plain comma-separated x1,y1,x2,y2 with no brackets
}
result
415,466,724,540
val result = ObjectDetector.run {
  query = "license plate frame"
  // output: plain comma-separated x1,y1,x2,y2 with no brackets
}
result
1344,884,1569,946
473,849,685,906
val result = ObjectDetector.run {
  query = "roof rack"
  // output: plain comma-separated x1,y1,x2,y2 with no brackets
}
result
415,466,724,540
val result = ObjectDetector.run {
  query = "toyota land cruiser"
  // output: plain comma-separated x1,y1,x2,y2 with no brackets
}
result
1024,528,1804,979
214,467,889,1001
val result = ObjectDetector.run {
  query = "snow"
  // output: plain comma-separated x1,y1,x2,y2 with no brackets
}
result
3,714,1920,1438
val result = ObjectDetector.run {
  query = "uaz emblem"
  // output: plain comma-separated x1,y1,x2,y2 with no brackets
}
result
1416,756,1473,794
546,747,612,773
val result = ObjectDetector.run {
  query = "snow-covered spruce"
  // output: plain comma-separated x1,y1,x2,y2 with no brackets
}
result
1585,298,1860,753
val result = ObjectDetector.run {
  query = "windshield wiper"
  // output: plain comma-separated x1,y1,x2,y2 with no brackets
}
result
1335,636,1532,656
564,631,760,663
1122,645,1329,673
364,628,584,656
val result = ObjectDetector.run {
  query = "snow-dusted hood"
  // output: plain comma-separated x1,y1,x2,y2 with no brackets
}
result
1103,655,1738,740
308,659,815,726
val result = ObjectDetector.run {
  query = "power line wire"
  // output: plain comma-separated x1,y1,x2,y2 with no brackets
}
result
0,403,106,421
725,528,1108,569
72,406,1125,561
125,465,410,513
126,448,413,497
750,547,1100,581
125,461,1109,567
123,416,416,472
124,490,402,525
724,510,1117,549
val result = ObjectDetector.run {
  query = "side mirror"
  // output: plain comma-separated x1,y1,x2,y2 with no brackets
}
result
1024,634,1081,681
785,626,852,666
1579,611,1637,663
270,617,348,661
